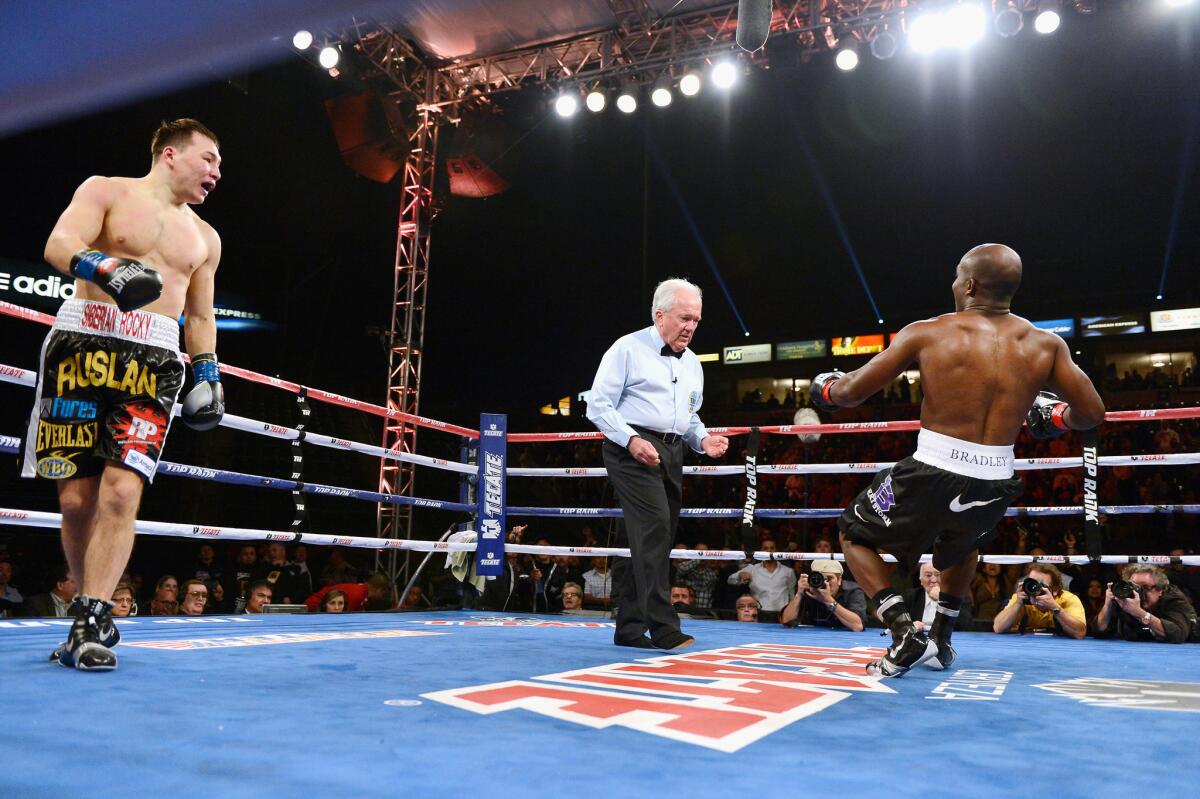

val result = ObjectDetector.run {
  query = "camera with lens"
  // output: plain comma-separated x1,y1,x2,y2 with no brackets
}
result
808,571,826,591
1111,580,1142,600
1021,577,1046,603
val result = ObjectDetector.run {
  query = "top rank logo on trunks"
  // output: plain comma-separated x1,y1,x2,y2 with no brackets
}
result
866,474,895,526
56,351,156,396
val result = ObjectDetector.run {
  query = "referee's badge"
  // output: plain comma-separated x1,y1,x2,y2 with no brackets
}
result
688,391,700,413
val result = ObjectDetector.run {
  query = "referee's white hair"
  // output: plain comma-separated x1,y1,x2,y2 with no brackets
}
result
651,278,702,322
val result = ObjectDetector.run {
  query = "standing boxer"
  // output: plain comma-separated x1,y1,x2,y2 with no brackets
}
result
811,244,1104,676
24,119,226,670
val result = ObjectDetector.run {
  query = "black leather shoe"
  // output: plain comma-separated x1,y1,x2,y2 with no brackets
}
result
652,631,695,650
614,635,655,649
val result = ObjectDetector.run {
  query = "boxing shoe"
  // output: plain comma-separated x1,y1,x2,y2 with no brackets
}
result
867,628,937,678
925,639,957,671
58,596,119,671
50,596,121,663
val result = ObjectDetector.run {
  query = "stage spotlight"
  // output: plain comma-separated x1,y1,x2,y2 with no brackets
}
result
679,71,702,96
651,76,673,107
293,30,314,50
1034,1,1061,34
711,60,738,89
616,86,638,113
1165,0,1195,7
554,91,579,117
946,3,987,48
585,88,607,112
318,45,340,69
994,4,1024,37
908,12,945,54
835,47,859,71
870,31,898,60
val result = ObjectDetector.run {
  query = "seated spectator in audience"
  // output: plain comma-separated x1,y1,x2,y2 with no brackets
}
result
970,562,1010,622
23,563,76,618
727,539,794,616
992,564,1086,639
231,544,257,599
322,548,362,587
149,586,179,617
154,574,179,605
402,585,425,609
735,594,760,623
110,583,136,617
1166,549,1200,605
904,562,974,635
191,543,223,585
1080,578,1106,626
582,556,613,609
530,539,568,612
305,575,392,614
480,551,535,612
290,544,314,599
560,582,585,613
178,579,209,616
206,580,231,614
0,558,23,618
675,543,721,609
244,580,273,614
320,589,347,613
1093,564,1198,644
779,559,866,631
253,542,304,604
811,536,834,555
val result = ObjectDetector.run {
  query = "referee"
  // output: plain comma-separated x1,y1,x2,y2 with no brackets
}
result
586,278,729,649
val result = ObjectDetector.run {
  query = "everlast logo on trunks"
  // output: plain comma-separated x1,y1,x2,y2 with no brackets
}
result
36,421,96,450
948,448,1011,468
56,351,156,396
868,474,896,525
80,303,152,338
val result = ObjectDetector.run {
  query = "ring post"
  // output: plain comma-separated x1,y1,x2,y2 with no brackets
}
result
475,413,506,577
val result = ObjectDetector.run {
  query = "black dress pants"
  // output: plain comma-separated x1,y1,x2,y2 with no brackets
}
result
602,436,683,645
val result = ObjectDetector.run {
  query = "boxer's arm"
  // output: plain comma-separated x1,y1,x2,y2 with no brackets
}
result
44,176,114,274
826,323,925,407
184,226,221,355
1045,334,1105,430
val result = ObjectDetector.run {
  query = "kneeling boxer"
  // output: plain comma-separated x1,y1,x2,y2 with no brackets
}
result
810,244,1104,676
22,119,226,670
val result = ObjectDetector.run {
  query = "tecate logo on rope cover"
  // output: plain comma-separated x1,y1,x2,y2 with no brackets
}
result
266,533,293,541
0,510,28,519
1,365,26,377
423,643,894,752
191,526,221,536
1130,455,1167,461
332,538,353,545
329,438,352,448
262,424,288,434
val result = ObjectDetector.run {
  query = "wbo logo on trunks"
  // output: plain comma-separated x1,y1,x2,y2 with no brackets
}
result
423,643,895,752
868,474,896,525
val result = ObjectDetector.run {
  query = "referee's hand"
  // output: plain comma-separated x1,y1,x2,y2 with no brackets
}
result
628,436,660,466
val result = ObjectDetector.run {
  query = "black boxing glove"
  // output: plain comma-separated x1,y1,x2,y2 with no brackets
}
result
70,249,163,312
182,353,225,431
1026,391,1070,439
809,371,846,413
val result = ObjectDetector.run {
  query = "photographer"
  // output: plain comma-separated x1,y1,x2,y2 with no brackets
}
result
779,560,866,632
991,563,1086,639
1093,564,1197,644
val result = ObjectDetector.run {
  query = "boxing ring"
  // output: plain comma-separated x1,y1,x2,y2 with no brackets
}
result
2,299,1199,797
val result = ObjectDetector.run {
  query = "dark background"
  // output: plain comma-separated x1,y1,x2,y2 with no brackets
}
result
1,6,1198,553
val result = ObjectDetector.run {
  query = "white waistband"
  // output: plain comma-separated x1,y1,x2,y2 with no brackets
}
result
53,299,180,351
911,428,1015,480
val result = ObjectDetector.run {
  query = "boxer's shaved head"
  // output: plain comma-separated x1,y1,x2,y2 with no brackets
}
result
958,243,1022,303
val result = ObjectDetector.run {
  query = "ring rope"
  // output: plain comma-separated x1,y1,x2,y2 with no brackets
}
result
0,301,479,438
508,452,1200,477
503,504,1199,518
0,507,1196,566
0,365,475,475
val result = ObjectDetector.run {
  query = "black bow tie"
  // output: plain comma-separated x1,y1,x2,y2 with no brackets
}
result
661,344,683,359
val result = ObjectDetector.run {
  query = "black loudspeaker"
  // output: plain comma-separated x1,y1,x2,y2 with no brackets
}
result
323,91,409,183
